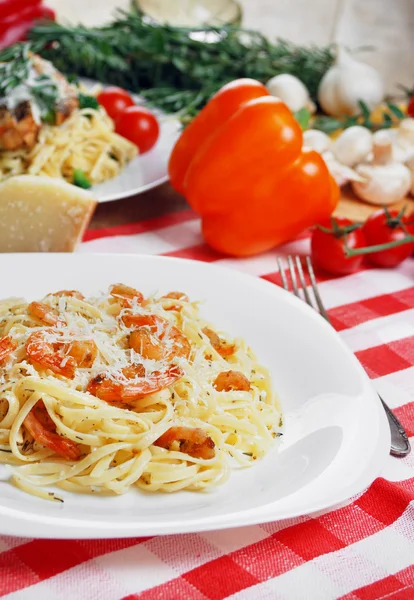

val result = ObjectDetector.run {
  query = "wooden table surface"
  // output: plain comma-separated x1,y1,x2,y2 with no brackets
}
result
48,0,414,230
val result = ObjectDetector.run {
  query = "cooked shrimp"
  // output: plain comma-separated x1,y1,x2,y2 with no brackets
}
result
67,340,98,369
203,327,236,358
163,292,189,302
124,314,191,361
24,401,81,461
213,370,250,392
0,335,16,363
0,105,39,151
161,291,190,311
26,330,77,379
154,426,215,459
129,329,165,361
109,284,144,308
52,290,85,300
28,301,63,326
121,363,146,379
87,365,183,403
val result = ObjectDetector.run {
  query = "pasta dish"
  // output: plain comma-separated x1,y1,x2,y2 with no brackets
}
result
0,46,137,186
0,285,282,501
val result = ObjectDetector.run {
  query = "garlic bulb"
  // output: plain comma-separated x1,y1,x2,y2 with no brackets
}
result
331,126,373,167
351,139,412,205
322,151,365,187
303,129,332,154
266,74,316,113
317,46,384,117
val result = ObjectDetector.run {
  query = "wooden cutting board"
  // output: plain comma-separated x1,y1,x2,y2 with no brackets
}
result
335,185,414,221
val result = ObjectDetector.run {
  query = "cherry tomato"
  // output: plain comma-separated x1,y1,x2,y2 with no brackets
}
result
362,209,414,267
97,87,134,120
311,217,367,276
407,96,414,119
115,106,160,153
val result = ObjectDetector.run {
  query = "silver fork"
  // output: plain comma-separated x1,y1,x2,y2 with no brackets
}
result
277,255,411,458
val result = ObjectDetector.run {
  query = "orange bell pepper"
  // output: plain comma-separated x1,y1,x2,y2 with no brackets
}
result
169,78,270,195
169,79,339,257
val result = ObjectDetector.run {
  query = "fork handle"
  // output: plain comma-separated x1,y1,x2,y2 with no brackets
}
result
379,396,411,457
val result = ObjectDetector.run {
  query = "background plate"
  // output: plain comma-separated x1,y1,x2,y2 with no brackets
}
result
80,79,182,203
0,254,390,538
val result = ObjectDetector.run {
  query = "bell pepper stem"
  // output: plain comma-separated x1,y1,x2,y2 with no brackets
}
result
345,234,414,257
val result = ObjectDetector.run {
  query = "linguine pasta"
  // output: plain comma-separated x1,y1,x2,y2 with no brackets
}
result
0,108,138,185
0,286,282,501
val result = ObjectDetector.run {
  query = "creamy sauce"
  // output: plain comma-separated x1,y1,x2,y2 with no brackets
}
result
2,59,73,124
4,68,42,123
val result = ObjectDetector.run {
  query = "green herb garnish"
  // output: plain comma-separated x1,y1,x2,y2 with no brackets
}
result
78,93,99,110
0,44,60,121
42,109,56,125
0,43,31,97
73,169,92,189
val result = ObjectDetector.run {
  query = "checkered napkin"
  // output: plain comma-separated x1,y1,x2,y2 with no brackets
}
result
1,210,413,600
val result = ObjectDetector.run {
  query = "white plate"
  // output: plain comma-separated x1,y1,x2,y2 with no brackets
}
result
0,254,389,539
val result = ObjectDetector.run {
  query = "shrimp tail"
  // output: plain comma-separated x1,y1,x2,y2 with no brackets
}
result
24,403,81,461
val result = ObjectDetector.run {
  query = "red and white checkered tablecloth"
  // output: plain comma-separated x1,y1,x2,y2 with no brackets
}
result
1,209,414,600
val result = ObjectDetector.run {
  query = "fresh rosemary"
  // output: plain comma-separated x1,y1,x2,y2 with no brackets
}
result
28,9,335,118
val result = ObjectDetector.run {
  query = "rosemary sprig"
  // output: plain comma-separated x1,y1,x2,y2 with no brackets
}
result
28,9,334,118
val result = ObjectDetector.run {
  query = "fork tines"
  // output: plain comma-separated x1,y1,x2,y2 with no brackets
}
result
277,255,329,321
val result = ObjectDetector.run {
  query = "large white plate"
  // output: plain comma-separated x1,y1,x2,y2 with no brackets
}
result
0,254,389,539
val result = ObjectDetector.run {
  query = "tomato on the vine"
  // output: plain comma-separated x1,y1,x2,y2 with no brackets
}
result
311,217,367,276
97,87,135,120
362,209,414,267
115,106,160,153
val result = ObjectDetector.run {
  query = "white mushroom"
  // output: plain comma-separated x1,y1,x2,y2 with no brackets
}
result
303,129,332,154
351,138,412,205
322,151,365,187
331,126,373,167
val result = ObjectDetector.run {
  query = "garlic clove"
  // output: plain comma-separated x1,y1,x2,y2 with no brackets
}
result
303,129,332,154
352,162,412,205
266,73,315,113
318,46,384,117
331,126,373,167
322,151,365,187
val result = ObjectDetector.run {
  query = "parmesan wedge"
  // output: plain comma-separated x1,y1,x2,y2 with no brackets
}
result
0,175,97,252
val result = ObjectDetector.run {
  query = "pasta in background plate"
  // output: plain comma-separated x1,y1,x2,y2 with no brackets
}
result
0,108,138,185
0,285,282,501
0,47,138,186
